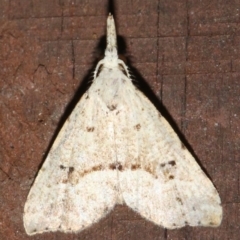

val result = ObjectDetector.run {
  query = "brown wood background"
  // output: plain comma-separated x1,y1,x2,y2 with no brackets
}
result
0,0,239,239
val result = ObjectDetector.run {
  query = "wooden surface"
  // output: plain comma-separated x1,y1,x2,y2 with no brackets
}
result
0,0,239,239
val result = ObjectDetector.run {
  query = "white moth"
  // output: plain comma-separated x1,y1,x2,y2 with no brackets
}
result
23,14,222,235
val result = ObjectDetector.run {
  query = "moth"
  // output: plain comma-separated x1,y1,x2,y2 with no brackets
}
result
23,14,222,235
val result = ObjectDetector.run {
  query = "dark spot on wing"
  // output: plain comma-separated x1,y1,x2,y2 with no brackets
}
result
109,163,116,170
144,166,152,174
198,221,201,225
160,161,176,172
134,124,141,131
193,207,196,211
209,222,215,226
45,227,49,230
168,160,176,166
158,112,162,118
184,221,188,225
68,167,74,174
92,165,102,171
32,229,37,233
85,95,89,99
60,166,75,184
131,164,141,170
58,225,62,229
176,197,183,205
130,164,156,177
118,164,123,171
169,175,174,180
86,127,95,132
79,165,103,177
172,223,176,226
107,104,117,111
59,165,66,170
109,162,123,171
62,179,68,184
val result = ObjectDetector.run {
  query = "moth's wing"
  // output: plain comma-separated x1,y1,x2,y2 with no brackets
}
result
23,90,119,235
116,86,222,229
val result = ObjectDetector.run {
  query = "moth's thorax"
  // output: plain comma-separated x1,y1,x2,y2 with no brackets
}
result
99,65,127,82
104,48,118,67
92,65,130,105
101,58,119,69
93,56,130,91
